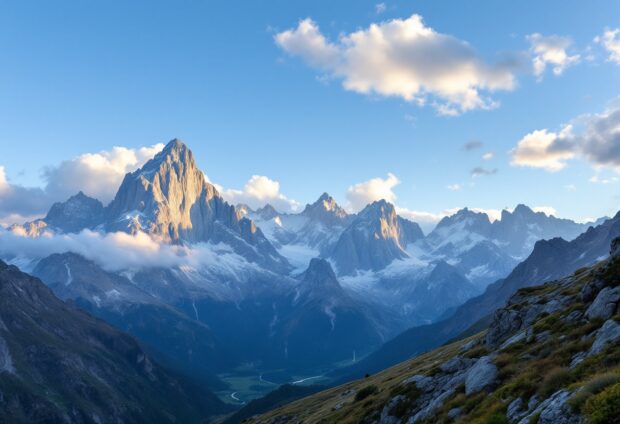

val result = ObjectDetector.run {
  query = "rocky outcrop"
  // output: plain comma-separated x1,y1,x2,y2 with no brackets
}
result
517,390,581,424
585,286,620,320
590,319,620,355
464,356,497,395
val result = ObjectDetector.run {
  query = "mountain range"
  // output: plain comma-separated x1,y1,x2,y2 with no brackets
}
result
0,139,612,411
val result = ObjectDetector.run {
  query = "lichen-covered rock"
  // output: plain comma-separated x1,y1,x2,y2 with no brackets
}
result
465,356,497,395
379,395,404,424
402,375,433,392
440,356,473,373
590,319,620,355
580,278,606,303
507,397,526,421
517,390,581,424
585,286,620,320
447,407,462,419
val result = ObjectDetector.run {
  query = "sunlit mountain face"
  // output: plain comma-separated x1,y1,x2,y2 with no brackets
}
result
1,1,618,422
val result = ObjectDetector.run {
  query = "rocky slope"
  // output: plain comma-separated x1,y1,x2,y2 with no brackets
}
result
245,237,620,424
0,259,229,423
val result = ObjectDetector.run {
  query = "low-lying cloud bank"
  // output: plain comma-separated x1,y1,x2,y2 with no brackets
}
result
0,228,254,273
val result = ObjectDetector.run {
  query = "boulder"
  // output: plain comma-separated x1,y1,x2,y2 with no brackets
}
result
585,286,620,320
402,374,434,392
440,356,473,373
590,319,620,355
465,356,497,395
581,278,606,303
517,390,581,424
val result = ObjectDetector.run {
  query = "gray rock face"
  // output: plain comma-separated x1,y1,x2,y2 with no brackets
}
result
465,356,497,395
517,390,581,424
580,278,606,303
44,191,105,233
330,200,422,275
611,236,620,258
486,294,570,347
590,319,620,355
585,286,620,320
507,398,526,421
0,335,15,374
440,356,474,373
379,395,404,424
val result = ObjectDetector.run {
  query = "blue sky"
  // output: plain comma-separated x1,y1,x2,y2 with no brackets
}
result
1,0,619,227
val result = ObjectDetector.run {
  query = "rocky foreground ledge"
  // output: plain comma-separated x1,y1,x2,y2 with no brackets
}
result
246,238,620,424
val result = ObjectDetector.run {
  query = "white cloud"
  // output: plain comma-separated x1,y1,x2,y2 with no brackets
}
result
482,151,494,160
532,206,557,216
275,15,518,115
527,33,580,78
595,28,620,64
0,144,165,225
346,173,400,211
510,127,575,171
0,228,258,273
511,98,620,172
447,184,462,191
218,175,300,213
44,144,165,203
589,174,619,184
375,2,386,14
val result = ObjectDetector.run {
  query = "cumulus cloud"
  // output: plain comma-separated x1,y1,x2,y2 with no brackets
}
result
43,144,165,203
511,98,620,172
471,167,498,177
275,15,519,115
217,175,300,213
510,127,575,171
0,228,257,273
375,3,386,13
595,29,620,64
0,144,165,225
527,33,580,78
447,184,462,191
346,173,400,211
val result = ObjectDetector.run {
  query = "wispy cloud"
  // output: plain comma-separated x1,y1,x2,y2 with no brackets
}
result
471,167,498,177
527,33,580,79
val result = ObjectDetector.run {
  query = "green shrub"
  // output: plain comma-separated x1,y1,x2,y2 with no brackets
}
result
355,385,378,402
485,412,509,424
528,412,541,424
582,382,620,424
538,367,571,397
570,373,620,413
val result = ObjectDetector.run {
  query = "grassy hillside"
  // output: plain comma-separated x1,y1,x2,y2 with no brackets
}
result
245,240,620,424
